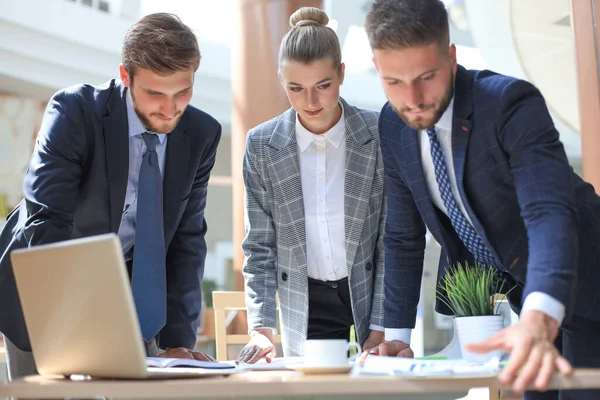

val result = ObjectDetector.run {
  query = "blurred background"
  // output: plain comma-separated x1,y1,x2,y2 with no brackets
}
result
0,0,598,358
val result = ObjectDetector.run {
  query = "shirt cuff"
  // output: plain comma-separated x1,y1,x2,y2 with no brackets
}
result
369,324,384,332
521,291,565,326
384,328,411,344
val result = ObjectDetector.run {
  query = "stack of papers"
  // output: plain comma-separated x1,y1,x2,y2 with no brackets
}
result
146,357,235,369
353,356,502,377
145,357,305,372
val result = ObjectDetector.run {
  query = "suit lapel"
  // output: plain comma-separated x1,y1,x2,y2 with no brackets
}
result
400,125,448,245
162,118,191,242
450,66,501,261
267,109,307,268
342,100,376,275
451,66,475,209
103,83,129,233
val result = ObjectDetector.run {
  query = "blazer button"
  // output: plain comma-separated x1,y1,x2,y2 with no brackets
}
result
366,263,373,271
281,272,288,282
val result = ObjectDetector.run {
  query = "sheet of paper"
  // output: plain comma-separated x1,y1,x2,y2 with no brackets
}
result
234,357,305,370
354,356,502,377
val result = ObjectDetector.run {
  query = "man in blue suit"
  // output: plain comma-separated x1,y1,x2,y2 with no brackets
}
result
363,1,600,399
0,13,220,380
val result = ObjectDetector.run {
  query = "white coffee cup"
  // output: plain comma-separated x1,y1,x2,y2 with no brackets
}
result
303,339,362,367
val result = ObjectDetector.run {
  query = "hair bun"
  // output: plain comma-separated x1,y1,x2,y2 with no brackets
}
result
289,7,329,28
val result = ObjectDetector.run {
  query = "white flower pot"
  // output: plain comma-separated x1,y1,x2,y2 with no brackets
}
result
454,315,504,363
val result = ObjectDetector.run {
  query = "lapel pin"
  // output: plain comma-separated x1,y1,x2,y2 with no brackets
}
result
461,126,468,132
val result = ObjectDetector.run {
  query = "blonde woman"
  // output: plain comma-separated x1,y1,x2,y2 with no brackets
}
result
238,7,386,362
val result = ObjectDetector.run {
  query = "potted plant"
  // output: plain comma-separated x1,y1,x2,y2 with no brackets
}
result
436,261,515,362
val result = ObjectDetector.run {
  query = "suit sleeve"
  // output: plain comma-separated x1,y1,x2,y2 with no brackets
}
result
21,91,88,246
498,79,579,313
161,122,221,349
370,150,386,327
241,135,279,332
379,105,427,329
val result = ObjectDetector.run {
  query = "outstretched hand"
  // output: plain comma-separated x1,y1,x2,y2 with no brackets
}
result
466,310,572,393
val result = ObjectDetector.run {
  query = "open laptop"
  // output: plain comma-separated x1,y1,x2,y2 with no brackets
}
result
10,233,236,379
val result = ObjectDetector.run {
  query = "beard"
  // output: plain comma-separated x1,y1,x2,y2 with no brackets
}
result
130,90,184,134
391,73,455,131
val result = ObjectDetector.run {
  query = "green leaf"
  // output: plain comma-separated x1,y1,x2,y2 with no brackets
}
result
435,261,516,317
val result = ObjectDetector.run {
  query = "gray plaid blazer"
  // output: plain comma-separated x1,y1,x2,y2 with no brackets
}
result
242,98,386,357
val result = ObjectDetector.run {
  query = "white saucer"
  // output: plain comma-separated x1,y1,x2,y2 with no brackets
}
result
293,364,353,375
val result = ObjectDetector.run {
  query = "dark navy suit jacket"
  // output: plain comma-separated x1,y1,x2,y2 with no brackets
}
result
380,65,600,329
0,79,221,350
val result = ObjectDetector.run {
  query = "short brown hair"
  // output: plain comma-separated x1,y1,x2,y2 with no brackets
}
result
365,0,449,50
279,7,341,72
122,13,201,77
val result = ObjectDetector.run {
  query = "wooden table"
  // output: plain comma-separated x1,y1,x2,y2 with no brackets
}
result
1,369,600,400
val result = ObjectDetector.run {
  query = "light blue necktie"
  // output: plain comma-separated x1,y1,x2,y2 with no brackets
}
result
132,133,166,341
426,127,499,267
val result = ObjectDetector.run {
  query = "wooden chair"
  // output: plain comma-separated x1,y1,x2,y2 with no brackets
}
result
212,291,281,361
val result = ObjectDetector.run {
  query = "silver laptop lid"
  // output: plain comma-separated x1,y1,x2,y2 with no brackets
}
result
11,233,148,378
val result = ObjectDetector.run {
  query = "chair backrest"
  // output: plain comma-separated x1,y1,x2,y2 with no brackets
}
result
212,291,281,361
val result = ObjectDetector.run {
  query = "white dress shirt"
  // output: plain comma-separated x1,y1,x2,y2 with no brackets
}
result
295,108,384,333
296,110,347,282
385,98,565,344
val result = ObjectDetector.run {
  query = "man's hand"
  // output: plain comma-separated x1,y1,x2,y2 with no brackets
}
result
236,328,276,364
159,347,216,362
465,310,572,393
359,339,414,362
362,330,385,353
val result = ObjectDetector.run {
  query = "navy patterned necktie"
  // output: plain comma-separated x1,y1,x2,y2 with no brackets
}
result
426,127,499,268
132,133,166,341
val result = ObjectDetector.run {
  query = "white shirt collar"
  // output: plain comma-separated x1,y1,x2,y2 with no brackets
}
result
295,104,345,152
434,96,454,132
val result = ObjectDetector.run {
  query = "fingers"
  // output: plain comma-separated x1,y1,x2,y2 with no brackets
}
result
358,349,376,363
236,341,276,364
511,344,569,393
534,352,556,392
265,348,276,363
247,346,267,364
556,356,573,376
513,346,544,393
500,337,533,385
378,342,389,357
236,345,257,364
235,349,246,364
536,355,572,391
192,351,216,362
531,354,573,392
464,331,506,354
375,341,413,358
349,342,411,362
398,347,414,358
163,347,194,359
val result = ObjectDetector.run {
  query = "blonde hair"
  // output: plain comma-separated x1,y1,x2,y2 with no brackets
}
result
278,7,342,72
